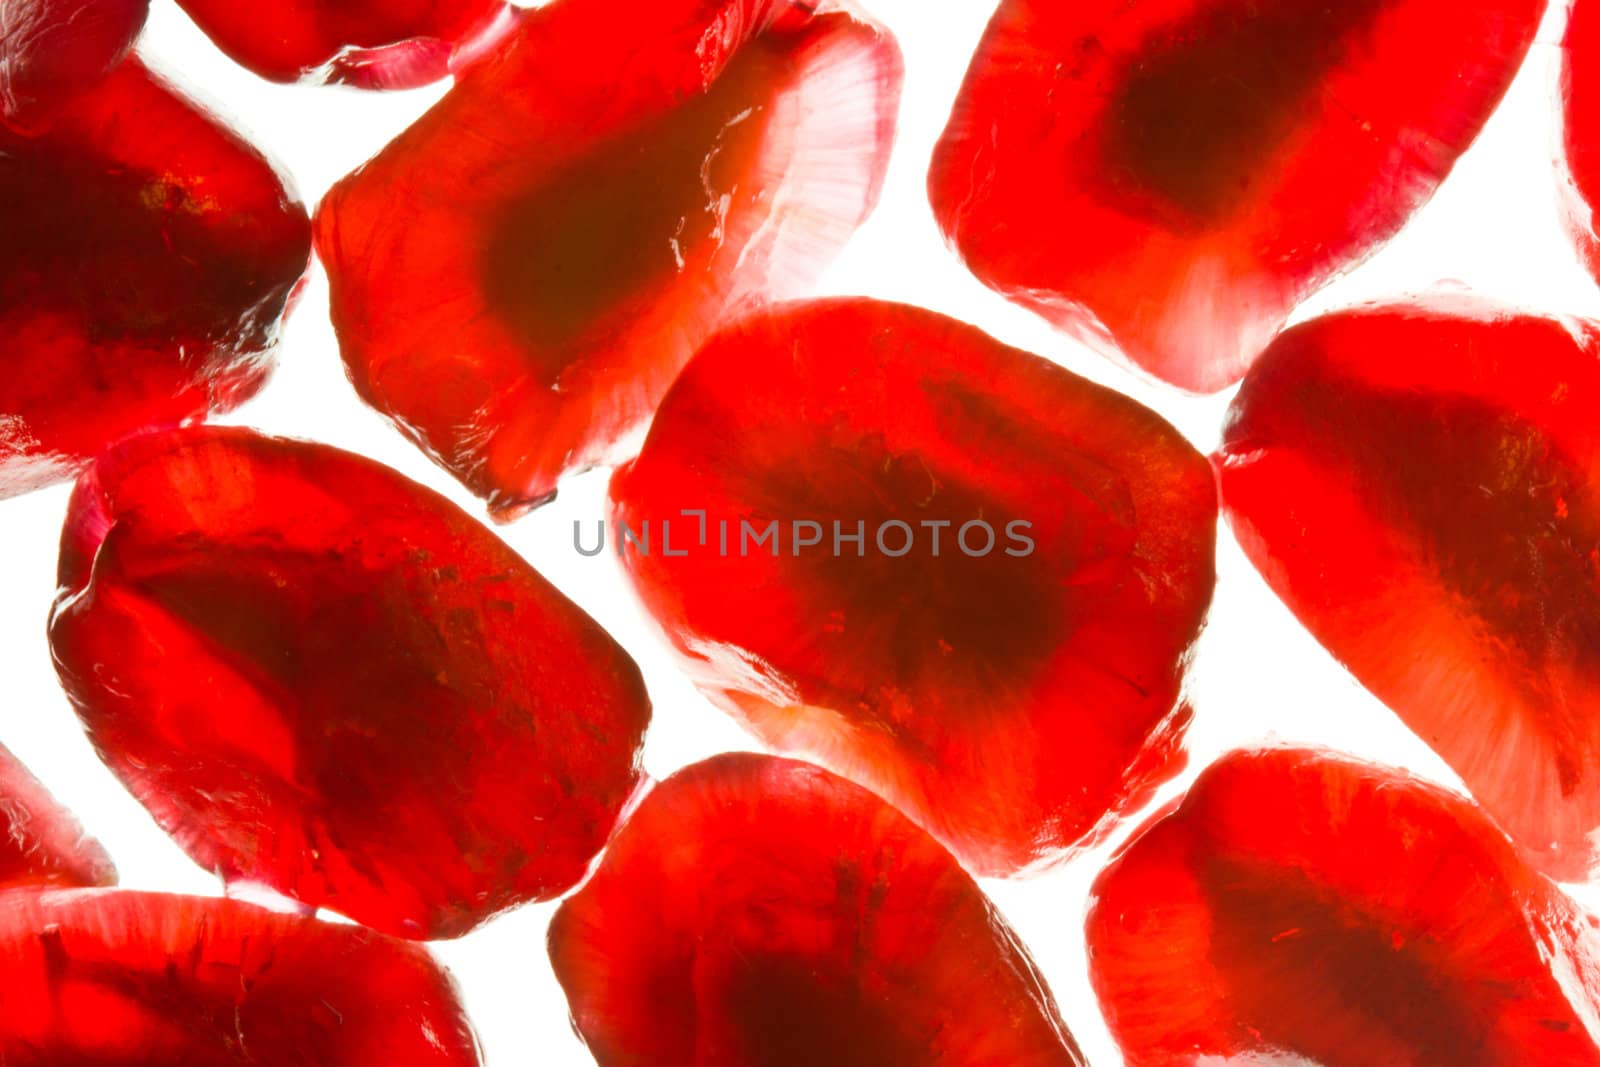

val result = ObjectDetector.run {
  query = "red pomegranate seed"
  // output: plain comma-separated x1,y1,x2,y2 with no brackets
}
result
0,57,311,501
0,0,148,129
0,889,481,1063
316,1,902,518
550,753,1085,1066
1565,0,1600,276
929,0,1544,393
0,743,115,889
609,299,1216,876
48,426,652,939
1087,747,1600,1065
172,0,512,89
1217,296,1600,881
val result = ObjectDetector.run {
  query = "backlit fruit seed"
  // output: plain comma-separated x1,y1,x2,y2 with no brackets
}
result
550,753,1087,1066
0,56,310,501
48,426,651,939
1217,295,1600,882
316,0,902,517
0,890,482,1064
929,0,1544,392
610,298,1217,876
1088,747,1600,1066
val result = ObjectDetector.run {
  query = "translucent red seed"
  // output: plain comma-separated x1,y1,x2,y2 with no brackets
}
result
550,753,1086,1066
1088,747,1600,1065
1564,0,1600,277
171,0,512,89
0,742,115,889
316,0,902,517
609,299,1216,876
0,0,148,129
929,0,1545,392
48,427,651,939
0,889,481,1063
0,57,310,500
1217,296,1600,881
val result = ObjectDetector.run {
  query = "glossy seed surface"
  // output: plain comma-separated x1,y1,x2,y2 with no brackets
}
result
930,0,1544,391
1089,747,1600,1066
0,57,310,500
1218,297,1600,880
317,0,902,516
0,889,482,1064
551,753,1086,1066
611,298,1216,875
49,427,651,938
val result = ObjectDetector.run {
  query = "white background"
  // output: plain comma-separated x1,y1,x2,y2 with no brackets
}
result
3,1,1598,1062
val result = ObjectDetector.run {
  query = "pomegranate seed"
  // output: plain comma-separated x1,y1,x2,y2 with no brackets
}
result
316,1,902,518
172,0,512,89
1565,0,1600,276
609,299,1216,876
48,426,651,939
0,0,147,129
1088,747,1600,1065
929,0,1544,392
0,743,115,889
0,56,310,501
0,889,481,1063
1217,296,1600,880
550,753,1086,1066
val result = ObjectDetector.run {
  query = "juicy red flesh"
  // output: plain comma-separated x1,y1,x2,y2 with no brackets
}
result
0,57,310,501
609,299,1216,876
172,0,510,88
1564,0,1600,277
0,889,480,1063
1217,297,1600,881
48,427,651,939
929,0,1544,392
549,753,1085,1066
1087,747,1600,1066
316,1,902,517
0,742,115,889
0,0,148,128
